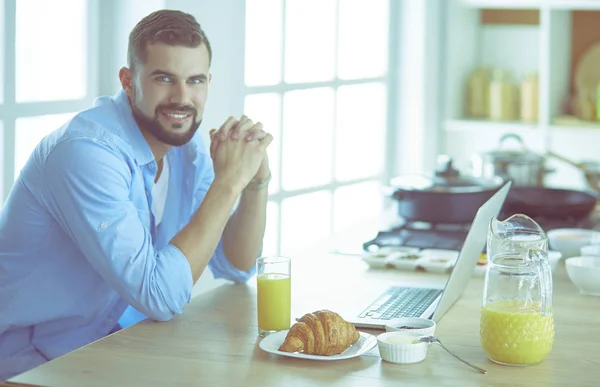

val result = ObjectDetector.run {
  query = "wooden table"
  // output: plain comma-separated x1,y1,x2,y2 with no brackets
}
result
4,253,600,387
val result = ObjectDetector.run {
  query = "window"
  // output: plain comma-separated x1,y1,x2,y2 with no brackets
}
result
0,0,98,200
244,0,391,256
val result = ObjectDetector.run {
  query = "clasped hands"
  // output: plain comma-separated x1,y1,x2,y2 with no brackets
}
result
209,115,273,191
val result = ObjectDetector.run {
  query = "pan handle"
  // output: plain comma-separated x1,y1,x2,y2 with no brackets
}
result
546,151,584,170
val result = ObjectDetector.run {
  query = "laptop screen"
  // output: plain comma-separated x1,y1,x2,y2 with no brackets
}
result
431,181,512,322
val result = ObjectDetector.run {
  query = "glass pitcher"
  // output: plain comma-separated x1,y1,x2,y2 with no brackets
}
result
480,214,554,366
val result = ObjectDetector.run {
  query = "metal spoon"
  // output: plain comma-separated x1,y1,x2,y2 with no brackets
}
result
416,336,487,374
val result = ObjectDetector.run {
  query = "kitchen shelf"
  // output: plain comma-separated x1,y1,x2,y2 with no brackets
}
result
442,0,600,188
445,119,540,134
551,125,600,135
460,0,600,10
460,0,542,9
548,1,600,10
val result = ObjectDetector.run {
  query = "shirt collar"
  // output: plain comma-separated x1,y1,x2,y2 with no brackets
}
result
112,89,156,166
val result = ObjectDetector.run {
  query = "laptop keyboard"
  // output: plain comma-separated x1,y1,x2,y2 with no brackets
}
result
358,287,443,320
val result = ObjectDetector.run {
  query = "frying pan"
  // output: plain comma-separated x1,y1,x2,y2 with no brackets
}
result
502,187,597,219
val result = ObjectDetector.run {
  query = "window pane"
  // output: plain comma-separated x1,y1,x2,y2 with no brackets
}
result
245,0,283,86
338,0,389,80
244,93,281,194
282,88,334,190
16,0,87,102
281,190,331,254
333,181,383,234
15,113,76,178
336,83,386,181
263,201,280,256
284,0,336,83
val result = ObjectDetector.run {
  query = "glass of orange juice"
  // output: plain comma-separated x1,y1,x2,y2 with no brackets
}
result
481,214,554,366
257,256,291,337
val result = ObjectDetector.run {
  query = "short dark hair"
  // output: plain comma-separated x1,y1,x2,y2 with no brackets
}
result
127,9,212,70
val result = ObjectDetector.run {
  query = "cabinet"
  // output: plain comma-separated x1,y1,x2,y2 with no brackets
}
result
443,0,600,190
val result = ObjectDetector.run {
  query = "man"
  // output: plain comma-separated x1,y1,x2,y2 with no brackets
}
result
0,9,272,380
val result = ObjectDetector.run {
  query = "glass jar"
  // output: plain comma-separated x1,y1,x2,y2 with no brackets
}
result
520,72,538,123
466,67,490,118
481,214,554,366
489,69,517,121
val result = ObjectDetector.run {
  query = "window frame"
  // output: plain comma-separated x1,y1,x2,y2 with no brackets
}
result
0,0,100,201
244,0,401,255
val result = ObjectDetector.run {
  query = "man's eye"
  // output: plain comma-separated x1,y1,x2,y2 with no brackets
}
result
157,76,171,82
189,78,205,84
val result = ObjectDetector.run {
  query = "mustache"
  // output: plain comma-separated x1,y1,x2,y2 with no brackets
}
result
157,104,197,115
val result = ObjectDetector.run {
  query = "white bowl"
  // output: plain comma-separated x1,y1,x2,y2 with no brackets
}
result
548,251,563,274
384,317,436,337
547,228,600,258
565,256,600,296
377,332,429,364
580,244,600,257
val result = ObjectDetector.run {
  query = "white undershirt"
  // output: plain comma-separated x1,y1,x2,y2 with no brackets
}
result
152,155,169,227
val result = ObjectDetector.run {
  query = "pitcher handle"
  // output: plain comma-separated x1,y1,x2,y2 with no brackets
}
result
528,249,553,316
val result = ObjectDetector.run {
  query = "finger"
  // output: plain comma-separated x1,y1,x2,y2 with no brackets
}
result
258,133,274,150
210,138,218,159
210,130,219,158
218,116,238,140
231,117,253,140
209,129,217,140
244,123,265,141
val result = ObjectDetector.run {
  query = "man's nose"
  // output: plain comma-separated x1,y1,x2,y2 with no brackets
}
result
168,81,191,105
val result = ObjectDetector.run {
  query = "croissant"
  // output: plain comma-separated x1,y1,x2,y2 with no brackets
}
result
278,310,360,355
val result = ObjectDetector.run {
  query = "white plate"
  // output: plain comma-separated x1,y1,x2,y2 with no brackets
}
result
259,330,377,360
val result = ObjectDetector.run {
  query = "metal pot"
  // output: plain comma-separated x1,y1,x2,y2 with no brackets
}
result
390,156,505,224
472,133,549,187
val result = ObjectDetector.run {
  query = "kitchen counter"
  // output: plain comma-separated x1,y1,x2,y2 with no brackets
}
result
3,253,600,387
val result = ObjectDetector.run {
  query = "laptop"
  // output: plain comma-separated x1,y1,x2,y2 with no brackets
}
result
349,181,512,329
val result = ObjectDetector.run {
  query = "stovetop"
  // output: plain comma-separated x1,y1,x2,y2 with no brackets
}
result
362,209,600,253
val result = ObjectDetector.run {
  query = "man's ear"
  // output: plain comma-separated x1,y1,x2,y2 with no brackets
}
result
119,67,134,97
208,73,213,84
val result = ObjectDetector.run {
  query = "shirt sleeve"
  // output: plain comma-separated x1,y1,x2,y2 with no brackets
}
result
42,137,193,322
191,136,257,284
209,239,257,284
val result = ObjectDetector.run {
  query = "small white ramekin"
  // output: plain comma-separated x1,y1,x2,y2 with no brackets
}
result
377,332,429,364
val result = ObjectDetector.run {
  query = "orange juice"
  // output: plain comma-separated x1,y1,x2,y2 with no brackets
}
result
257,273,291,332
480,300,554,365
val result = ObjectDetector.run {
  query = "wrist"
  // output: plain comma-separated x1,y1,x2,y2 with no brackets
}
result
245,171,272,191
212,176,245,196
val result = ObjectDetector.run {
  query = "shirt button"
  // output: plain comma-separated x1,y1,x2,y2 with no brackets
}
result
100,222,108,229
107,319,114,325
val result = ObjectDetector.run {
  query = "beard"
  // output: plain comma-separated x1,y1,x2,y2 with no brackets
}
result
131,102,202,147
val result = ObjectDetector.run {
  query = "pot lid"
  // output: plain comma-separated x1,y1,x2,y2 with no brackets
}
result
482,133,544,163
390,174,502,193
390,156,503,193
483,149,543,163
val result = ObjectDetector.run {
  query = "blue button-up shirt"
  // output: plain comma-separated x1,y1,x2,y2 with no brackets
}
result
0,90,255,380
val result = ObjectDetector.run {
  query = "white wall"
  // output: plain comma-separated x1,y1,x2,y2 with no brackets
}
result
98,0,167,96
396,0,445,176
